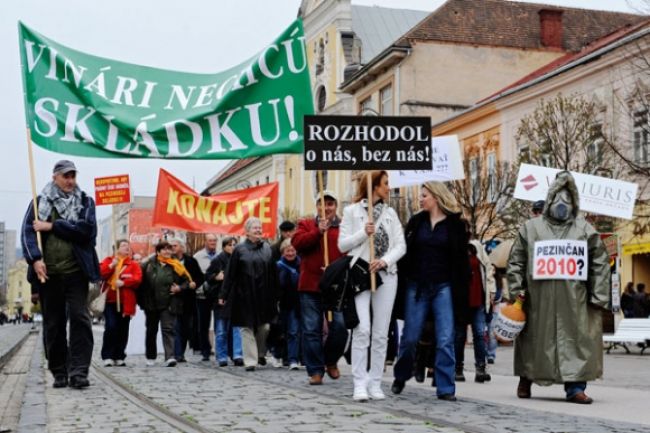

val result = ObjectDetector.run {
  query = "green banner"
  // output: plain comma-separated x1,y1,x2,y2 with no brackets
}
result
19,20,313,159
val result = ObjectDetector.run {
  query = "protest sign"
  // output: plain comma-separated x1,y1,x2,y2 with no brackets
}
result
389,135,464,188
532,240,588,281
152,169,278,237
513,163,637,219
94,174,130,206
19,19,312,159
303,115,432,170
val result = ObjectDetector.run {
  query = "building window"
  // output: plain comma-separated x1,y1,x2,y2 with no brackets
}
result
469,157,479,205
289,168,293,179
588,122,604,167
316,86,327,112
359,96,375,114
265,175,270,184
517,140,530,163
380,84,393,115
633,109,649,165
487,153,497,203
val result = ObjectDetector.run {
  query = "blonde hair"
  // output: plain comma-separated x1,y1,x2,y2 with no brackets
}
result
422,181,461,215
353,170,388,203
280,238,294,254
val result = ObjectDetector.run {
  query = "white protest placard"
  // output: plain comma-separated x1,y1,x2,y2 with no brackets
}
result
389,135,464,188
513,163,637,220
533,240,588,281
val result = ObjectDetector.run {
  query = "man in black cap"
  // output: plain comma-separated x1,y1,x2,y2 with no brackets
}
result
271,220,296,262
531,200,545,217
21,160,99,389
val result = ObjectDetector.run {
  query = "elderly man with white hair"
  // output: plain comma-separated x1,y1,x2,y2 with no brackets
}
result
219,217,279,370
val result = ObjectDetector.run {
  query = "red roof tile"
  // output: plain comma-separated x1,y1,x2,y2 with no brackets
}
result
396,0,645,52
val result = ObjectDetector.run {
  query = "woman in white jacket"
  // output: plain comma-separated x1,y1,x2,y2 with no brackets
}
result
338,170,406,401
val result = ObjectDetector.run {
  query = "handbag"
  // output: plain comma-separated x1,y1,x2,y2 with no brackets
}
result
89,288,107,315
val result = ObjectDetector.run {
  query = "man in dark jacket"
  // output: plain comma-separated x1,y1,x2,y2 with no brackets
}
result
206,237,244,366
169,238,204,362
21,160,99,389
292,191,347,385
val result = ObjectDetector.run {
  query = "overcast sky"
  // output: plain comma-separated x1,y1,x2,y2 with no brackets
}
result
0,0,645,247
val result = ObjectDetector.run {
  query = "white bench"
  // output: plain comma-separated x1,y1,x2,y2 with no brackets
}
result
603,318,650,355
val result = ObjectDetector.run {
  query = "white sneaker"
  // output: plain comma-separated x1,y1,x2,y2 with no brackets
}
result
145,359,155,367
103,359,114,367
368,386,385,400
114,359,126,367
289,362,299,370
353,388,369,402
271,357,283,368
165,358,177,367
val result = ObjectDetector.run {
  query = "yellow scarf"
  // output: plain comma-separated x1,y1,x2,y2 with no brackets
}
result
157,255,193,282
108,256,126,290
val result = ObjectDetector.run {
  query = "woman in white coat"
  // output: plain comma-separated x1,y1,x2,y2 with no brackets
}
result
338,170,406,401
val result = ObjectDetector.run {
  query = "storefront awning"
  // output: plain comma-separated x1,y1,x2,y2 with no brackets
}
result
622,242,650,256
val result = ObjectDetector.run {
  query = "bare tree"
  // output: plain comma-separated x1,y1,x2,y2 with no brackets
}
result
516,93,621,176
449,158,523,242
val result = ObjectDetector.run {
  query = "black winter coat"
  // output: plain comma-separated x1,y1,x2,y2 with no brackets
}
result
395,211,470,324
220,240,279,328
205,251,231,303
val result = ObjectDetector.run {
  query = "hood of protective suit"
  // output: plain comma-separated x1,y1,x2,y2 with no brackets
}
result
543,171,580,222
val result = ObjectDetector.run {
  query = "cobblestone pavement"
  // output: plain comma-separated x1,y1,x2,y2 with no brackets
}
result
6,325,650,433
0,323,32,363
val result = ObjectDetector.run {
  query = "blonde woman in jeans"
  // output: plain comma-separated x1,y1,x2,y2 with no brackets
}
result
338,170,406,401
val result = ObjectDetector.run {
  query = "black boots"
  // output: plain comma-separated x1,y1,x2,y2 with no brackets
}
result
475,364,491,383
455,365,466,382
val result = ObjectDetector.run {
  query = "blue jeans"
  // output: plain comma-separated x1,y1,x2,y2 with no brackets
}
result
215,317,242,363
564,381,587,399
299,292,347,377
283,308,300,364
455,307,487,367
486,310,497,360
394,281,456,396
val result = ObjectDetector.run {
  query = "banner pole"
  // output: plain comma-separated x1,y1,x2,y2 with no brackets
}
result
318,170,333,322
111,205,121,313
367,172,376,292
26,128,45,283
317,171,329,267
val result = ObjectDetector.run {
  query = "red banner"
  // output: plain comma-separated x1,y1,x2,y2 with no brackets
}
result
94,174,131,206
152,169,278,237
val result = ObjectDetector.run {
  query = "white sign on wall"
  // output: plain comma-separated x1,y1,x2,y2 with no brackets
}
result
389,135,465,188
513,163,637,219
533,240,588,281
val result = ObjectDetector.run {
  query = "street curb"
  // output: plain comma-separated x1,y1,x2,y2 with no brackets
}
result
0,326,34,370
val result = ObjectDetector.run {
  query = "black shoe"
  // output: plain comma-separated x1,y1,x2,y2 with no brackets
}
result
455,367,465,382
258,357,267,366
69,376,89,389
487,358,495,364
437,394,457,402
431,375,436,388
53,376,68,388
414,367,425,383
245,366,256,372
201,356,210,362
233,358,244,367
218,361,228,367
391,379,405,395
177,358,187,363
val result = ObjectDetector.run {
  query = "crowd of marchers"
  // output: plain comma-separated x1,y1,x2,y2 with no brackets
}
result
22,161,612,405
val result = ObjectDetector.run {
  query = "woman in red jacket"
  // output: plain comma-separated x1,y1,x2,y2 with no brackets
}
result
99,239,142,367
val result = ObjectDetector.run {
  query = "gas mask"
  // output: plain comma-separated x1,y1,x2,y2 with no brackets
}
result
549,189,573,221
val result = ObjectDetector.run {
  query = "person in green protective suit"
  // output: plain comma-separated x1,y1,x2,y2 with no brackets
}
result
507,171,611,404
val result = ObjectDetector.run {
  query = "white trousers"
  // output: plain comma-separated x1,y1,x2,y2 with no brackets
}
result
351,272,397,391
241,324,270,367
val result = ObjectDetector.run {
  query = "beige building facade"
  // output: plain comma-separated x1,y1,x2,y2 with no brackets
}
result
5,260,30,318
